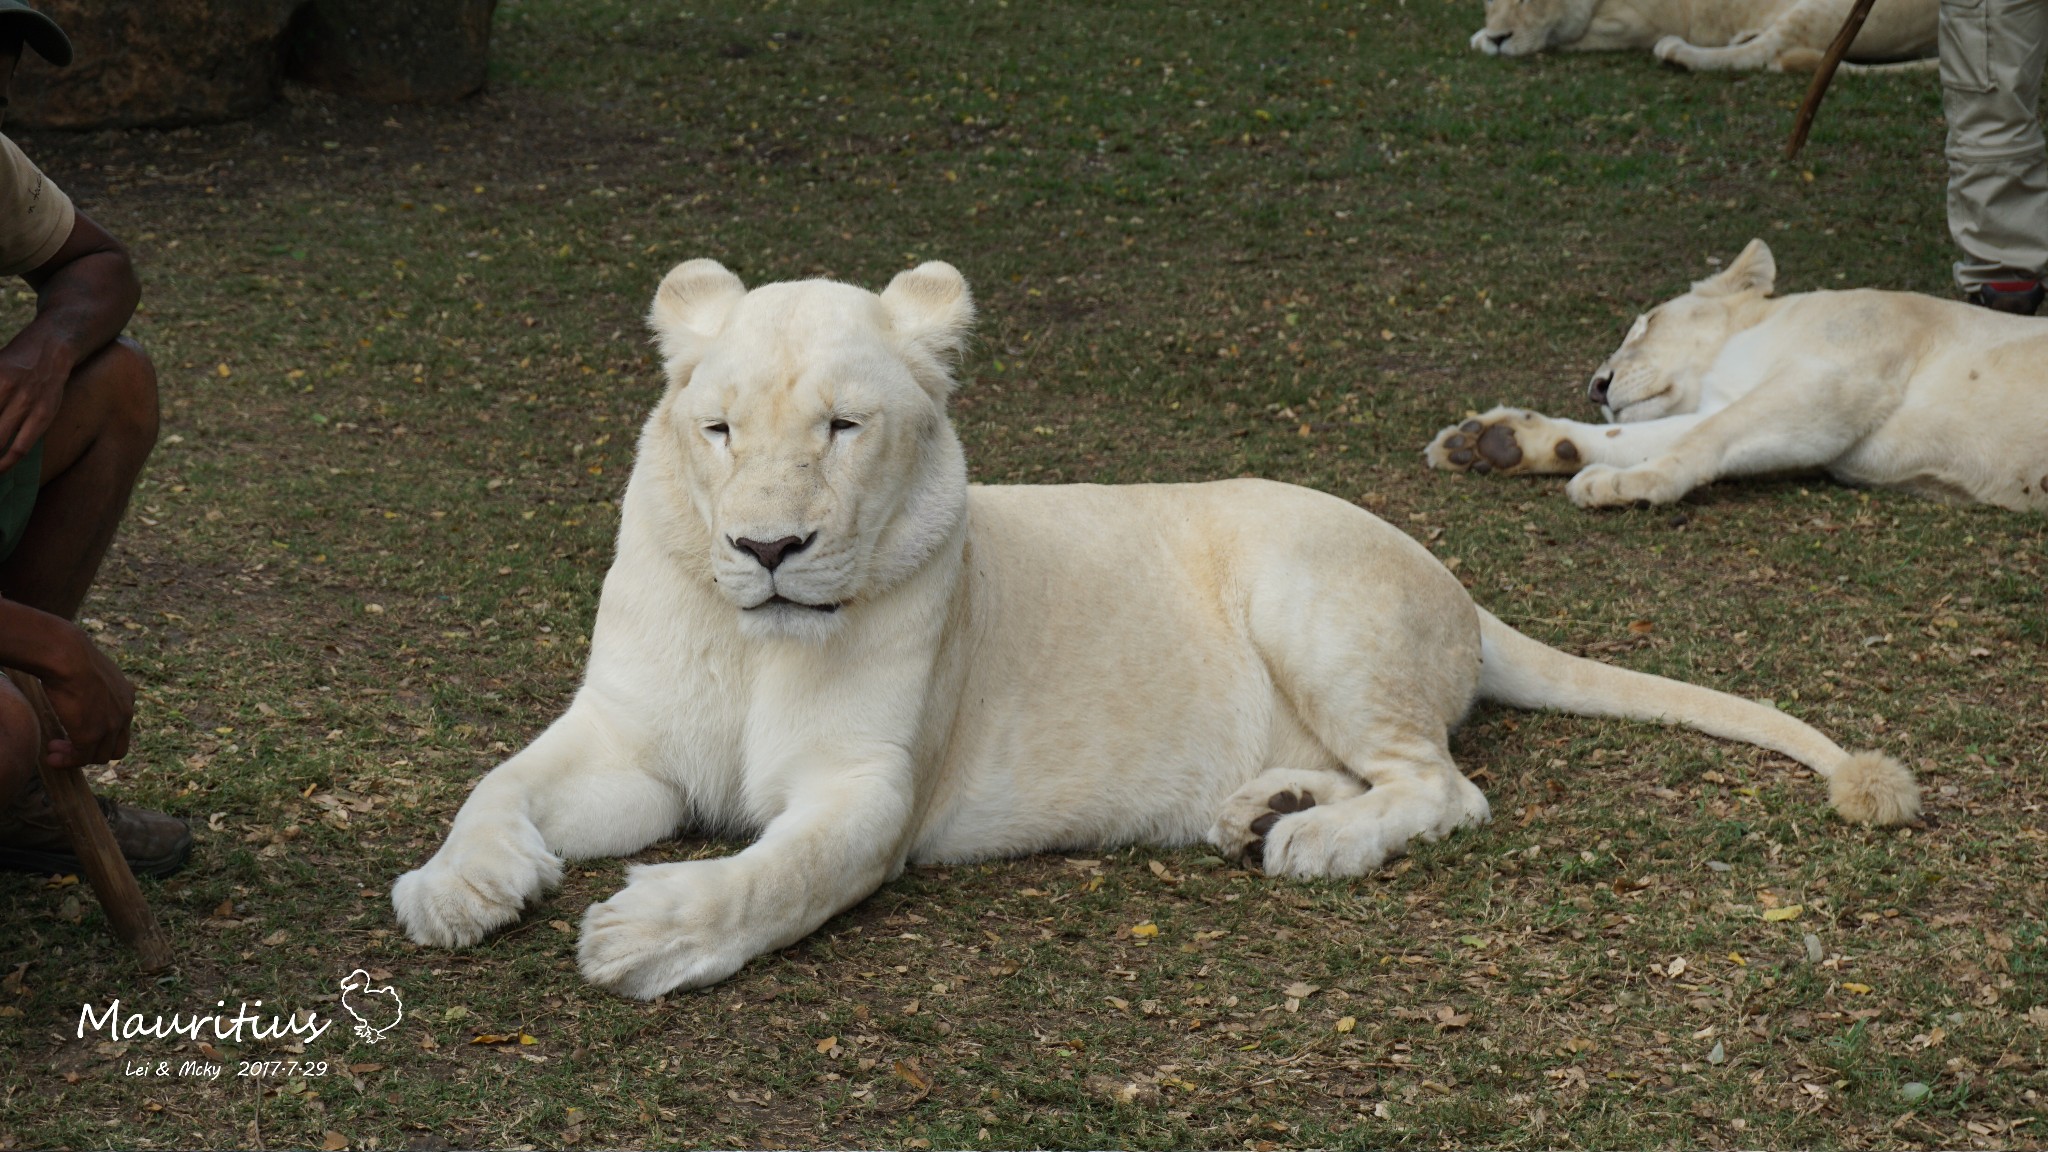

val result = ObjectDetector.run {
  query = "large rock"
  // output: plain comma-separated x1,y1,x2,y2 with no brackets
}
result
285,0,498,105
9,0,301,130
6,0,497,130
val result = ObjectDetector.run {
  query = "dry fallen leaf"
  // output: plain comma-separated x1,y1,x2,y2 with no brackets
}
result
1282,981,1319,999
894,1057,933,1099
1335,1016,1357,1033
816,1036,838,1055
1763,905,1804,922
321,1132,348,1152
1434,1006,1471,1030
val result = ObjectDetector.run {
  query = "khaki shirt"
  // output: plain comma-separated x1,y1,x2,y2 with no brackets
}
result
0,133,75,277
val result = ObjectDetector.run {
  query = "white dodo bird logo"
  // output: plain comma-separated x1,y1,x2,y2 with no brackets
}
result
339,969,404,1044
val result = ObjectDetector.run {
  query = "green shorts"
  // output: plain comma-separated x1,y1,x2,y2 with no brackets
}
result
0,441,43,564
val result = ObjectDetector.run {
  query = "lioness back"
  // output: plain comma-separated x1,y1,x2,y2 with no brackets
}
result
912,478,1479,861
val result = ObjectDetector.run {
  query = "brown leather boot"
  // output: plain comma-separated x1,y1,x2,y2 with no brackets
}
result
0,775,191,878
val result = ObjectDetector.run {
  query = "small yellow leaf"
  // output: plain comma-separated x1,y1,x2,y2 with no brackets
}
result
894,1057,933,1094
1727,952,1746,966
518,1033,538,1045
1842,982,1873,995
1131,922,1159,938
1335,1016,1357,1033
1763,905,1804,922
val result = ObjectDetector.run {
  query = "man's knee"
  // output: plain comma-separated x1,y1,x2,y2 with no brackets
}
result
95,337,160,456
0,681,39,812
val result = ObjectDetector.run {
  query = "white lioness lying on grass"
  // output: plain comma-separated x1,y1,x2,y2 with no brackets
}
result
1470,0,1934,72
1429,240,2048,511
394,259,1918,998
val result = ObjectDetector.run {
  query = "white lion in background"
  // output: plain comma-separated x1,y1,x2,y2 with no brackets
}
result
1428,239,2048,511
1470,0,1934,72
394,258,1918,999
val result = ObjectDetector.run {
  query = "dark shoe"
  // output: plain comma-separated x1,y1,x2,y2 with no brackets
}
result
0,775,192,878
1965,279,2045,316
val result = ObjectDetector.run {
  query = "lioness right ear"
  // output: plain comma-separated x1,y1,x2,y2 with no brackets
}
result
649,259,747,377
1693,239,1776,298
881,261,975,395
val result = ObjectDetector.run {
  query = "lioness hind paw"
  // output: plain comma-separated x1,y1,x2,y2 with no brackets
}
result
1243,789,1317,871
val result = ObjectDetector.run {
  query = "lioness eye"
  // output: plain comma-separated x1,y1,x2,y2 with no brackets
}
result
829,418,860,433
704,422,729,441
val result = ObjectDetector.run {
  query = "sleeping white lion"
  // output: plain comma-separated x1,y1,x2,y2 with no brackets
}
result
394,258,1919,998
1427,239,2048,511
1470,0,1935,72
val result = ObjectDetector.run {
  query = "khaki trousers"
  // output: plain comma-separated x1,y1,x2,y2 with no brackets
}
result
1941,0,2048,289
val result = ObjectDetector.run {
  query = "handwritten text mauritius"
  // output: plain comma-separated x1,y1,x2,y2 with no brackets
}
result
77,1000,331,1044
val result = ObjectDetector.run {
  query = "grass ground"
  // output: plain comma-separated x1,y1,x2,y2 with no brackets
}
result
1,0,2043,1147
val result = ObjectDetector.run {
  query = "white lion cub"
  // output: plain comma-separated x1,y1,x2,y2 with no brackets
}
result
395,258,1918,999
1429,239,2048,511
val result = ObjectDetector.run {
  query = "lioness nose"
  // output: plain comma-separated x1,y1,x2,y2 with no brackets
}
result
732,533,815,571
1487,31,1512,48
1587,369,1614,407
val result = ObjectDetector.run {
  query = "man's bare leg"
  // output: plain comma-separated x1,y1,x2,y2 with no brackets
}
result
0,677,36,812
0,337,186,877
0,337,158,618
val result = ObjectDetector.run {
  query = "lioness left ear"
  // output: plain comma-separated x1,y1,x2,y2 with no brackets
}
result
1693,238,1776,298
881,261,975,394
649,259,748,378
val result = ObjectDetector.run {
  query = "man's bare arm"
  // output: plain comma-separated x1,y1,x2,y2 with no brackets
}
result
0,212,141,471
0,596,134,768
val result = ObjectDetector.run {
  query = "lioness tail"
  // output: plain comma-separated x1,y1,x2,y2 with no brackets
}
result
1473,609,1919,826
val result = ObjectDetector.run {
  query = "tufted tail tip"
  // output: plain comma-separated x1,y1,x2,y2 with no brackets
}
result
1828,752,1920,826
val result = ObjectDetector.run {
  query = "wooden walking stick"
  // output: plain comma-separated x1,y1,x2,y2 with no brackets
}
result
1786,0,1885,159
4,667,173,972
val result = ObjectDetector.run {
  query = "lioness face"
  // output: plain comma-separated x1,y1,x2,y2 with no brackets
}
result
1587,240,1778,421
1586,298,1728,421
646,260,975,641
1472,0,1580,56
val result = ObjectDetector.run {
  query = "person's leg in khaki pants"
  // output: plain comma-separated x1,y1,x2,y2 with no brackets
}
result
1942,0,2048,312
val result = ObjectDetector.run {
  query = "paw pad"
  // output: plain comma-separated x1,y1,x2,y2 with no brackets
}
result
1437,421,1523,474
1243,789,1316,871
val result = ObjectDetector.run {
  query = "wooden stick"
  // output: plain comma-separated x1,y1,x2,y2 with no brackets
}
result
4,667,173,972
1786,0,1883,159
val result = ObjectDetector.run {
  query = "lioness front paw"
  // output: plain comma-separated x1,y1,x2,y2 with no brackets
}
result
578,862,753,999
393,821,563,947
1566,462,1687,508
1426,408,1584,476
